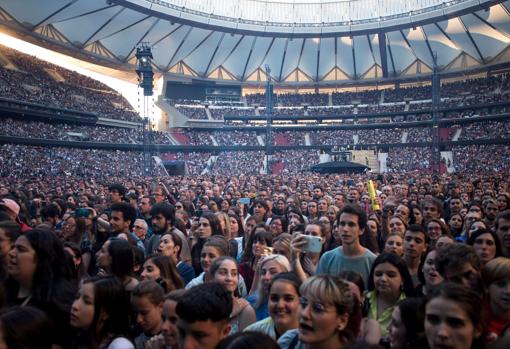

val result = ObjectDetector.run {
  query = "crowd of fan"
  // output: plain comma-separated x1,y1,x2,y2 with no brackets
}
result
0,144,145,178
406,127,433,143
273,130,305,146
159,152,213,175
309,129,354,145
386,147,433,172
0,45,141,122
3,141,505,175
208,151,265,175
459,121,510,140
0,115,504,149
0,158,510,349
0,118,172,144
272,150,320,173
244,73,510,107
357,128,405,144
209,107,255,120
175,106,208,120
453,145,510,173
246,92,328,106
212,130,259,146
0,118,140,143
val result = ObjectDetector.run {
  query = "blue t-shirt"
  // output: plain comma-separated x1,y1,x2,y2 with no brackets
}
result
245,292,269,321
316,247,377,286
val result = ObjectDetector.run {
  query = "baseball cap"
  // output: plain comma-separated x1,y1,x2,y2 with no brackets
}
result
0,198,20,216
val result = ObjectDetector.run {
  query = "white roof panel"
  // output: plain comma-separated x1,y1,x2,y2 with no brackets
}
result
281,38,305,80
298,38,320,80
337,37,355,78
53,6,122,46
223,36,256,80
353,35,375,76
318,37,336,79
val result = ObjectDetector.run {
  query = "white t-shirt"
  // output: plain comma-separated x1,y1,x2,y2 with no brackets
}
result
107,337,134,349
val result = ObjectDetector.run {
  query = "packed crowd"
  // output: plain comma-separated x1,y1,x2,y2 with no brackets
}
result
459,121,510,140
0,118,172,144
246,92,329,106
4,118,503,147
242,73,510,109
0,118,141,143
452,145,510,174
174,106,208,120
212,131,259,146
208,151,266,176
209,107,255,120
272,150,320,173
386,147,434,172
1,141,508,176
0,45,141,122
0,168,509,349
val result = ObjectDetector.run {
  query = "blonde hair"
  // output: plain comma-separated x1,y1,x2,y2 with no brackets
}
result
300,275,354,313
300,275,360,343
482,257,510,286
258,254,291,274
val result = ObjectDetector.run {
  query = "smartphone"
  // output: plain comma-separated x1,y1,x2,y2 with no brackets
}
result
239,197,250,205
302,235,322,253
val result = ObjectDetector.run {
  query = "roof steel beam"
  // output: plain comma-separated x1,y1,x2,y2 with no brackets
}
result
378,32,389,78
458,16,486,64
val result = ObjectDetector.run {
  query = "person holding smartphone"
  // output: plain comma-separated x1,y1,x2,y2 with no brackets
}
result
290,221,325,282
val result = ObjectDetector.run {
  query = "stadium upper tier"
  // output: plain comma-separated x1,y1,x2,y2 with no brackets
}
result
0,45,141,123
1,0,510,83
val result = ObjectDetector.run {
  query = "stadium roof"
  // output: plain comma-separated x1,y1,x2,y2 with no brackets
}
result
1,0,510,85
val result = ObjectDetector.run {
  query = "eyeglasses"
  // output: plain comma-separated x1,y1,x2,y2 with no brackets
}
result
133,225,145,230
175,205,183,209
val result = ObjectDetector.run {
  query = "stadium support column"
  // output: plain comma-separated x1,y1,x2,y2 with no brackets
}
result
431,65,441,173
378,32,389,78
136,43,154,176
265,65,273,173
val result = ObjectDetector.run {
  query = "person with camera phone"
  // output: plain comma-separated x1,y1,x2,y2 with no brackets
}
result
289,221,324,282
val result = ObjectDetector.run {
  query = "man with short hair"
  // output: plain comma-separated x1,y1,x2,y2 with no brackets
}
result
435,243,482,293
483,199,499,228
108,183,126,205
146,203,191,264
495,210,510,257
403,224,428,287
381,185,393,197
110,202,137,237
176,283,232,349
316,205,377,286
334,193,346,210
40,203,61,231
313,186,324,200
139,195,155,228
421,198,443,223
347,188,360,204
449,197,463,216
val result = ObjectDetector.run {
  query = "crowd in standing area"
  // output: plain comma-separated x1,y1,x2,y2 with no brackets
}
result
0,170,509,349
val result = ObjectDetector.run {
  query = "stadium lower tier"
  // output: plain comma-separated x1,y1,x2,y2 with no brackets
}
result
0,144,508,178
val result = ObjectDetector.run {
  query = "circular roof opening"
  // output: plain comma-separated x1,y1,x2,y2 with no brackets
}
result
155,0,470,25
